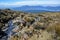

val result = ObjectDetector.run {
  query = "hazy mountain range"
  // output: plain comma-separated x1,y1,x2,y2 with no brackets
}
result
0,5,60,13
10,5,60,13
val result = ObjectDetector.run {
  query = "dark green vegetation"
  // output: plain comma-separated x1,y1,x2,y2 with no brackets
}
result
0,9,22,28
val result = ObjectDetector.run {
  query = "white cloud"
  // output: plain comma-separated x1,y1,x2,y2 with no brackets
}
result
0,1,60,7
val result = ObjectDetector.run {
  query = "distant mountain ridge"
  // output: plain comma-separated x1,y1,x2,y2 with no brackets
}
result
11,5,60,13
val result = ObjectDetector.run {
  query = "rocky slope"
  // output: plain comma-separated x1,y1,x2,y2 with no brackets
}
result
0,9,60,40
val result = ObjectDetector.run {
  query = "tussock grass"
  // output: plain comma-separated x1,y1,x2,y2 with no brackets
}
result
46,23,60,36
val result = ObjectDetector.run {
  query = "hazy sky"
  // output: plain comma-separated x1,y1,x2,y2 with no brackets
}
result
0,0,60,7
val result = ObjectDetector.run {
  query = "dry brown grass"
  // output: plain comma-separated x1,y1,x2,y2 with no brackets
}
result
46,23,60,36
23,16,35,22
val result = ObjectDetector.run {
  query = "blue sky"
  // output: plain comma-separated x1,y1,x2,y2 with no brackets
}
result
0,0,60,7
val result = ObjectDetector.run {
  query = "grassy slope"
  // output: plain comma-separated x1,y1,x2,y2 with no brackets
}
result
0,9,60,40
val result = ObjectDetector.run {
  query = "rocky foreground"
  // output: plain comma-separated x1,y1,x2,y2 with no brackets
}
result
0,9,60,40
